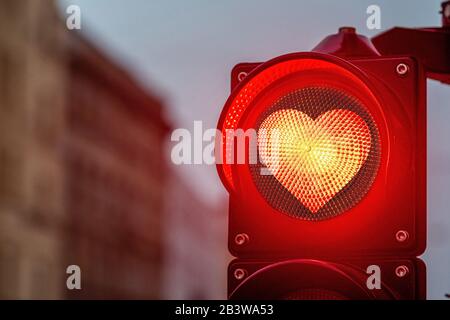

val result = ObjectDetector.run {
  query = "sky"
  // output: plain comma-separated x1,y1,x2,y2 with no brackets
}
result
57,0,450,299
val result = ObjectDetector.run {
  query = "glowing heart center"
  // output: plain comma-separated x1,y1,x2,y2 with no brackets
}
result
258,108,371,213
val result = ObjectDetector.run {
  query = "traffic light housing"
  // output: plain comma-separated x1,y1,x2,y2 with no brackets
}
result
228,258,426,300
218,52,426,258
217,27,431,300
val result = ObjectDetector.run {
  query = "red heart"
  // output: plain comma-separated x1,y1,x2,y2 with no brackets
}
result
258,108,371,213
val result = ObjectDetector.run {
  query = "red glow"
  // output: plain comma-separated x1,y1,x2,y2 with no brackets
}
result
218,55,379,192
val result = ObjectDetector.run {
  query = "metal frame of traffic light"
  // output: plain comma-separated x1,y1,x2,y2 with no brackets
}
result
372,0,450,85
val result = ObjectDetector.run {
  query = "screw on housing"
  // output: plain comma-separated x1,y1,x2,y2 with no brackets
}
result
237,71,248,82
234,233,249,246
234,268,247,280
396,63,409,76
395,265,409,278
395,230,409,243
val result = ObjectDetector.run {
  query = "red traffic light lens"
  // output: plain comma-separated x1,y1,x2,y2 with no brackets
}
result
251,87,381,220
218,53,383,221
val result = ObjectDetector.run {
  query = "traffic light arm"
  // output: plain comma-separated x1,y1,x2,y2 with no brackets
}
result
372,1,450,84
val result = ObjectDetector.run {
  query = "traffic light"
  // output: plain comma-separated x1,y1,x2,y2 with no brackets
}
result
216,27,427,299
228,259,426,300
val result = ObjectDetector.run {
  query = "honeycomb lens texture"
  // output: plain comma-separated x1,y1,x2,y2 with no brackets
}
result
251,87,381,221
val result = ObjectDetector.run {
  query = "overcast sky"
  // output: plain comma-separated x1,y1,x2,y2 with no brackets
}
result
57,0,450,299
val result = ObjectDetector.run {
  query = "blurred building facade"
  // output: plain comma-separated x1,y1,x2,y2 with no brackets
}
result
0,0,227,300
0,0,170,299
63,33,169,299
0,0,66,299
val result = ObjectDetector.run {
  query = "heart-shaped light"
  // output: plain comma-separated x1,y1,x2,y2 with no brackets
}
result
258,108,371,213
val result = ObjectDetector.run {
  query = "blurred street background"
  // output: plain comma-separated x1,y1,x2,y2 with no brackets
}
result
0,0,449,299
